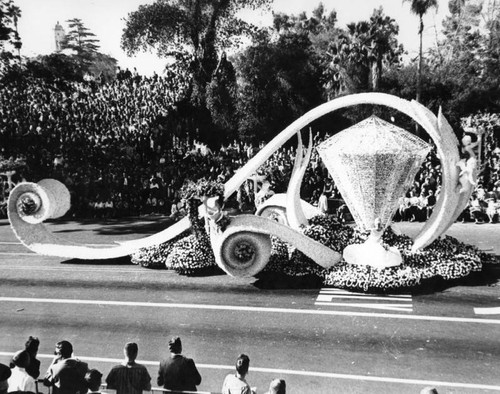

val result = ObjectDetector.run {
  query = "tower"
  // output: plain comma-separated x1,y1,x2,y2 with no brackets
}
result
54,21,65,52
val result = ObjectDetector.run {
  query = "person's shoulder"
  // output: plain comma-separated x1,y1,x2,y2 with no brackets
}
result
108,364,125,371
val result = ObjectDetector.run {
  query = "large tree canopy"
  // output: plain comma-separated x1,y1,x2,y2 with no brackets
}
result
122,0,270,100
121,0,271,144
0,0,21,75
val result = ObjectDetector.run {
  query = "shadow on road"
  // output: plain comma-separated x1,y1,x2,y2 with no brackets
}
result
61,256,133,266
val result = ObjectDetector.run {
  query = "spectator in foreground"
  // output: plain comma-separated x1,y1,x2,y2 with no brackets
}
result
0,364,12,394
0,363,11,394
85,369,103,394
221,354,255,394
43,340,89,394
106,342,151,394
7,350,36,393
264,378,286,394
9,336,40,380
157,336,202,392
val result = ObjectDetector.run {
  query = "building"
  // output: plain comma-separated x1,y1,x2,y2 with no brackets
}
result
54,21,65,52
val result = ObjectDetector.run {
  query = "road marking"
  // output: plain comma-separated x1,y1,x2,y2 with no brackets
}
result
0,266,155,274
2,296,500,325
0,352,498,391
475,298,500,315
0,241,22,245
315,288,413,312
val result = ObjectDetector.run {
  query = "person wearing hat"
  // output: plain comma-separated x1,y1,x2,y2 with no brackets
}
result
43,340,89,394
7,350,36,393
264,378,286,394
157,336,202,392
106,342,151,394
0,363,11,394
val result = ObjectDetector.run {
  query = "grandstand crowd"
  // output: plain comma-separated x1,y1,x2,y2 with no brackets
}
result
1,70,500,224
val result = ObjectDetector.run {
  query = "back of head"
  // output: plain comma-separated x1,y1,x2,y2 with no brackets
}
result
268,378,286,394
235,354,250,376
56,340,73,358
168,336,182,354
25,336,40,354
420,388,439,394
124,342,138,360
12,350,31,369
85,369,103,392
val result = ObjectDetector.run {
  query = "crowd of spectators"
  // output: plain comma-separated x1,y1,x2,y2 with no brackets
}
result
1,70,500,223
0,336,286,394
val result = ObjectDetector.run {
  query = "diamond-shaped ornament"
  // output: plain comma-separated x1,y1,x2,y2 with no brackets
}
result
317,115,431,268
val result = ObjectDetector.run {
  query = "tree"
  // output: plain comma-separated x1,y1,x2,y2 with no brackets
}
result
403,0,438,103
62,18,100,54
273,3,341,100
121,0,271,143
49,19,116,82
330,8,403,93
0,0,21,75
236,31,322,141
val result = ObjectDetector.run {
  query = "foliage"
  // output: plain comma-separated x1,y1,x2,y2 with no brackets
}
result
235,31,322,141
25,53,84,82
121,0,272,143
0,0,21,75
272,5,343,101
330,7,404,94
62,18,100,55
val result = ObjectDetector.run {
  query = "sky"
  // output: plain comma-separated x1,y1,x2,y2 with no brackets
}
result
14,0,449,75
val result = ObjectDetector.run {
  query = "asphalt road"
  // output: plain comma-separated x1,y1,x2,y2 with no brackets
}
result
0,217,499,394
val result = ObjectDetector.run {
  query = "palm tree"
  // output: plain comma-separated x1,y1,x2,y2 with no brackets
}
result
403,0,438,103
5,2,22,62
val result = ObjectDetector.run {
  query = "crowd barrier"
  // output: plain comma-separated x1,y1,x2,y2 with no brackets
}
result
35,380,221,394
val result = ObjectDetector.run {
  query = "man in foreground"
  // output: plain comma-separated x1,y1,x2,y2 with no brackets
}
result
106,342,151,394
157,336,202,392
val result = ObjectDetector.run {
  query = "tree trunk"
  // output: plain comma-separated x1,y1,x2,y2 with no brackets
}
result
417,16,424,103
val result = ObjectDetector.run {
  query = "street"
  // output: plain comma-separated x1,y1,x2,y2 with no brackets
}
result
0,218,499,393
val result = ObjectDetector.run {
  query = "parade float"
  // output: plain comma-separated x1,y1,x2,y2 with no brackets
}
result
7,93,497,291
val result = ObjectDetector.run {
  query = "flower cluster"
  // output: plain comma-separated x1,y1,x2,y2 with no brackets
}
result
165,233,218,275
233,241,255,262
131,230,190,269
285,215,496,291
180,179,224,200
132,211,497,290
262,236,290,273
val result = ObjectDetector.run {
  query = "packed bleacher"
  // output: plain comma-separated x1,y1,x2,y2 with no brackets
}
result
1,71,500,223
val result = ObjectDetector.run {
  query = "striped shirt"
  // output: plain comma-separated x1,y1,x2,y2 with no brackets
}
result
105,362,151,394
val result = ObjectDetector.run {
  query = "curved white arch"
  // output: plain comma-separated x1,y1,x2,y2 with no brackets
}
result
9,93,459,259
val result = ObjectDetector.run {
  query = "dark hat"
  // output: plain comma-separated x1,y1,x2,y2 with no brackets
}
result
168,336,182,353
12,350,30,369
0,362,11,381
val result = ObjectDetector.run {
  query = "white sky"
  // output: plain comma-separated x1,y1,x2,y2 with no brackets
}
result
14,0,449,75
